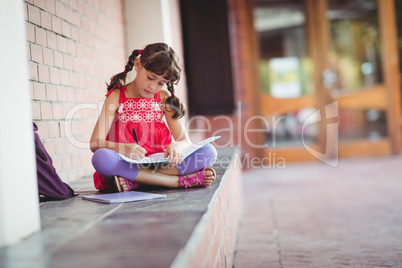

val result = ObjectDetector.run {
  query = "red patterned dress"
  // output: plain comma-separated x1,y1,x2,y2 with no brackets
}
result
94,86,172,191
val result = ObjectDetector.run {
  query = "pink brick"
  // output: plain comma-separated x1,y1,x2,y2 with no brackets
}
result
51,16,62,35
66,86,75,101
54,138,67,155
60,69,70,86
61,20,71,38
59,121,67,137
67,39,76,55
33,82,46,100
35,27,47,46
69,0,77,10
46,84,58,101
62,155,72,170
27,43,32,61
29,83,34,98
29,62,38,81
43,139,56,157
28,4,41,25
52,103,64,120
30,43,43,63
32,101,41,120
49,67,60,84
47,31,57,49
26,24,35,42
44,0,55,14
57,86,68,101
48,121,60,138
35,121,49,139
34,0,45,9
70,25,79,41
37,64,50,82
41,102,53,119
63,54,73,70
54,50,63,68
69,73,79,88
40,10,52,30
55,1,67,20
57,35,68,53
42,47,54,65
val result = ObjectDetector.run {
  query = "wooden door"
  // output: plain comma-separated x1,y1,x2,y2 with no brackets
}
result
255,0,401,164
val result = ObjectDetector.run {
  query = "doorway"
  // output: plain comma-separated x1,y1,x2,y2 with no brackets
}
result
255,0,401,163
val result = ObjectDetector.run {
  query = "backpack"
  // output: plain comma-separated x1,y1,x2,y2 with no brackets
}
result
33,123,76,201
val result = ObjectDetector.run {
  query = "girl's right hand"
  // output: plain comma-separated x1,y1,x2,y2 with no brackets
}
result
122,143,147,160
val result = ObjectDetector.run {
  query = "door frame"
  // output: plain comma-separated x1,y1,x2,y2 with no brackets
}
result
260,0,401,163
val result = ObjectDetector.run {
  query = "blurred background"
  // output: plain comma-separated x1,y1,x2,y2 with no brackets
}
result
21,0,402,179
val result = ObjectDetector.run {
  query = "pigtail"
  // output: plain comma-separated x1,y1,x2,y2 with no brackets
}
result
165,82,186,119
106,49,142,92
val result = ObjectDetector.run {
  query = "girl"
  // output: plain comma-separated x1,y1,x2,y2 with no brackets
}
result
90,43,217,192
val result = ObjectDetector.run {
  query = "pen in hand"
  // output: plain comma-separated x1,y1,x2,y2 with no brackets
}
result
132,127,139,145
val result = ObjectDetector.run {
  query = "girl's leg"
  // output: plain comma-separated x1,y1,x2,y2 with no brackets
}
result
136,143,217,188
118,144,218,190
92,148,140,182
92,148,182,189
94,144,218,190
176,143,218,175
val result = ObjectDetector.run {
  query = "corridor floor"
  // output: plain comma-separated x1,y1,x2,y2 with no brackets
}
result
234,155,402,268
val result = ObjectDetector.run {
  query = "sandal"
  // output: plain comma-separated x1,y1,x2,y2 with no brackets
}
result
114,176,140,192
178,167,216,188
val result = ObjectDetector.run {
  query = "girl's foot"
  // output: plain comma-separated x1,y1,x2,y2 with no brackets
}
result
178,167,216,188
114,176,140,192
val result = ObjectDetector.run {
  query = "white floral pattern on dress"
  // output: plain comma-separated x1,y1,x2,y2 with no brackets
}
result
114,98,164,123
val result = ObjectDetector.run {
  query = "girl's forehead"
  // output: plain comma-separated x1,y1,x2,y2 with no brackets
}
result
146,69,168,81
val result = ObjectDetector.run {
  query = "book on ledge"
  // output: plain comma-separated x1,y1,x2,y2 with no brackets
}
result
118,136,221,164
82,191,166,204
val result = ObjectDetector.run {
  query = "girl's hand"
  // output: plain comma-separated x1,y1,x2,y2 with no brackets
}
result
123,143,147,160
164,143,184,166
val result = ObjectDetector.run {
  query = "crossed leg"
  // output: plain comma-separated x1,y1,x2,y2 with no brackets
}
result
117,164,216,191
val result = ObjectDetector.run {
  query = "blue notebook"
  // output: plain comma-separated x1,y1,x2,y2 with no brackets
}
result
82,191,166,204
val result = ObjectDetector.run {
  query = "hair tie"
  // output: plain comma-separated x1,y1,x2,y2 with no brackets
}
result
138,49,143,54
124,70,128,73
171,92,175,95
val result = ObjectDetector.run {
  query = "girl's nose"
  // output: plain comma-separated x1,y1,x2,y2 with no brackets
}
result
149,82,157,90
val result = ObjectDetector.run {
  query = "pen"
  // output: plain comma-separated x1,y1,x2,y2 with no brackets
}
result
132,127,139,145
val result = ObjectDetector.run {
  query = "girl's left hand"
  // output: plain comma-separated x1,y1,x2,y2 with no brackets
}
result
164,143,184,166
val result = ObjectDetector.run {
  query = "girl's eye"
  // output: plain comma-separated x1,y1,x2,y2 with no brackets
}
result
147,76,154,81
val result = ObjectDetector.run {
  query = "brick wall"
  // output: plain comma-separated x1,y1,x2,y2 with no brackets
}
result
25,0,126,182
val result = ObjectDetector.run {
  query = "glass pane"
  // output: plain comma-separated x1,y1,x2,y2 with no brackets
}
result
327,0,383,91
266,108,318,147
254,1,315,98
339,109,387,141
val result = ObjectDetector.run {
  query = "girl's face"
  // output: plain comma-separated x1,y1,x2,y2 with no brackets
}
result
134,58,168,98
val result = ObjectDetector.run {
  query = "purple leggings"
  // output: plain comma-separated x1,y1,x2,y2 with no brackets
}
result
92,144,217,182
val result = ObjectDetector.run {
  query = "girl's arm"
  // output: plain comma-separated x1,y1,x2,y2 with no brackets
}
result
90,89,146,159
162,90,190,165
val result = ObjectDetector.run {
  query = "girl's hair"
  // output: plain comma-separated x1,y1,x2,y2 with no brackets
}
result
107,43,185,119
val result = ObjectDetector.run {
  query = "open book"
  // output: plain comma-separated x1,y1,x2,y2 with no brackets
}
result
118,136,221,164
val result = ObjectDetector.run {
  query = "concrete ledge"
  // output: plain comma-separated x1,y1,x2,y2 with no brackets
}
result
0,148,242,268
172,148,243,267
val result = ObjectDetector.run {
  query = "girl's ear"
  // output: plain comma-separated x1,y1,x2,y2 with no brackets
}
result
134,58,141,72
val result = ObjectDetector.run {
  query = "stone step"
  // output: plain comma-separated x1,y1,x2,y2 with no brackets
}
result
0,148,242,268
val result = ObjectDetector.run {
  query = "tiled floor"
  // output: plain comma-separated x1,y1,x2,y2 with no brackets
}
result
234,155,402,267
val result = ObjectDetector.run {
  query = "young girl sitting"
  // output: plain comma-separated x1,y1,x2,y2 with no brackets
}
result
90,43,217,192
